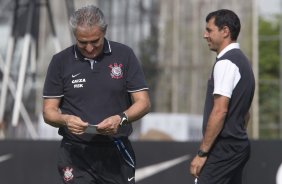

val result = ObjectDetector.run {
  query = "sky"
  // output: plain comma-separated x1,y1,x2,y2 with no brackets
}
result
258,0,281,15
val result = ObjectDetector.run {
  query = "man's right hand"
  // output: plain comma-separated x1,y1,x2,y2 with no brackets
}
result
63,114,88,135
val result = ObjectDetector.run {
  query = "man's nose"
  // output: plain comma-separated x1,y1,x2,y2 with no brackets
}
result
203,31,208,39
85,43,94,52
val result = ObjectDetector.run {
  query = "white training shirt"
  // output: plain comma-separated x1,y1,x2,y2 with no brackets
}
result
213,43,241,98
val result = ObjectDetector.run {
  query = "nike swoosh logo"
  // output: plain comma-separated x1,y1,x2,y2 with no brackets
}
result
128,177,135,181
135,154,190,182
0,154,12,163
72,73,81,78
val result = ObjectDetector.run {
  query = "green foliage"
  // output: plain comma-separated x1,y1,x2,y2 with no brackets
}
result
139,27,159,110
259,16,280,139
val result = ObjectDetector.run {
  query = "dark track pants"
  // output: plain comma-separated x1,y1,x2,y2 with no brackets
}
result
198,138,250,184
57,137,135,184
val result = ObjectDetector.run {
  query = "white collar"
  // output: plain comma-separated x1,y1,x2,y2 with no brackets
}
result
217,43,240,59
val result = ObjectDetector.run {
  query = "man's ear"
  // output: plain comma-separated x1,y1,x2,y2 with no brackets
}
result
222,26,230,39
104,25,108,34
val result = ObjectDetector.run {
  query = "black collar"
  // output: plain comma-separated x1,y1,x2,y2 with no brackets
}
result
74,38,111,62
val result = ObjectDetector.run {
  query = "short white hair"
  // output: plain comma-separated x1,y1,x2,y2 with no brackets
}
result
69,5,108,33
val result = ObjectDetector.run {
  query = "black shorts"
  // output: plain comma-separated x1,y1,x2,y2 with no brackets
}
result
198,138,250,184
57,136,135,184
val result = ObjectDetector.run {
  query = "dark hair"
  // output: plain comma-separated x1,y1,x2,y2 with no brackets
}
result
206,9,240,41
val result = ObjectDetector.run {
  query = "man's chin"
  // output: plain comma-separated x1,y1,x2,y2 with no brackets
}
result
209,47,216,52
83,53,96,59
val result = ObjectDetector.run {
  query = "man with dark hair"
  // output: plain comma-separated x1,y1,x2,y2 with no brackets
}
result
189,9,255,184
42,5,151,184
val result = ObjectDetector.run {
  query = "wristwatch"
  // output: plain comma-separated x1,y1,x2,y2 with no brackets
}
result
118,112,128,126
197,150,208,157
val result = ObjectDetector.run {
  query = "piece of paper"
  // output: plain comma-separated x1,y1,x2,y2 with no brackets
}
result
84,124,98,134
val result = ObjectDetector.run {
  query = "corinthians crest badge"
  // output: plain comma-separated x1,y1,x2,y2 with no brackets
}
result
63,167,74,182
109,63,123,79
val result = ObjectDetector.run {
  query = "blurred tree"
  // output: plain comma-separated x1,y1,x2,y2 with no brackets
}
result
259,17,280,138
139,36,159,111
138,0,159,111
